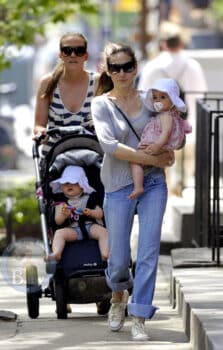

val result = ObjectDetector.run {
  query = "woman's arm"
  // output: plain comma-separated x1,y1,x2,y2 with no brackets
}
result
92,97,174,168
113,143,174,168
33,74,52,139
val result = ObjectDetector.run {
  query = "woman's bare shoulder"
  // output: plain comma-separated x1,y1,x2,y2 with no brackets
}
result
39,72,53,88
36,72,54,97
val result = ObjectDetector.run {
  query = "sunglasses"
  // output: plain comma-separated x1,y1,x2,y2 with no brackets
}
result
107,60,136,74
60,46,87,57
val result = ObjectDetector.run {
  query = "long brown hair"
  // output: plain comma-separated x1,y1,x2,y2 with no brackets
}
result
95,42,137,96
41,32,88,99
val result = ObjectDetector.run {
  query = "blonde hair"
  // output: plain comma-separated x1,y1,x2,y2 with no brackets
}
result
41,32,88,99
95,42,137,96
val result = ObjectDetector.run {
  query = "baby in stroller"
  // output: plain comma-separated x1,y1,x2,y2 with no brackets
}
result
28,127,112,319
46,164,109,262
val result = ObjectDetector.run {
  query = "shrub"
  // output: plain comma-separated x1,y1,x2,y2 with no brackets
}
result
0,180,40,238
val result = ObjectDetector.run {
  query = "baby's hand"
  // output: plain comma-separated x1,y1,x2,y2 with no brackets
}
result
83,206,103,220
83,208,91,216
61,203,71,217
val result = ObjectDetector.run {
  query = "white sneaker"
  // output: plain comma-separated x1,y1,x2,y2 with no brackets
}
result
108,290,129,331
131,317,149,341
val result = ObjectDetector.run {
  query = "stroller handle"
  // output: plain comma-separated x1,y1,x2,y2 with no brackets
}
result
47,125,89,137
32,126,88,158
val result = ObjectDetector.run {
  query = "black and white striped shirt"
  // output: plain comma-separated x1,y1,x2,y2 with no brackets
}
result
42,71,96,156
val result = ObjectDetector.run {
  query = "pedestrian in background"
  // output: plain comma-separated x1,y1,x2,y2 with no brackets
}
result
92,42,174,341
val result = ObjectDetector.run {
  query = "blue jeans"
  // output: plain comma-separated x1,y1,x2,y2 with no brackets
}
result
103,168,167,319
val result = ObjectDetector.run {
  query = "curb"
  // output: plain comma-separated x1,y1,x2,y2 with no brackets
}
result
171,267,223,350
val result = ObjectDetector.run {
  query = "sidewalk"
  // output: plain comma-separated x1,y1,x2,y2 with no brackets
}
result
170,247,223,350
0,253,192,350
161,192,223,350
1,200,223,349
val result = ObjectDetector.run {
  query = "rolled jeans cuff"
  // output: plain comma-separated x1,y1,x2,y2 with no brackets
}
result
105,269,133,292
128,302,159,319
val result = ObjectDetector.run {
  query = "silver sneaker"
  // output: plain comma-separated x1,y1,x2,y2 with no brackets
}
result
108,290,129,332
131,317,149,341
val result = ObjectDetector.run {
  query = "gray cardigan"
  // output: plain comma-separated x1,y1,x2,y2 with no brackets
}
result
91,95,153,192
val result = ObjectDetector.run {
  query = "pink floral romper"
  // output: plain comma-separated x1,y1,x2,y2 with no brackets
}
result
139,110,192,150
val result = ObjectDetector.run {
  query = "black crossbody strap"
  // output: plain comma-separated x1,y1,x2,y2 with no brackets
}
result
109,99,140,141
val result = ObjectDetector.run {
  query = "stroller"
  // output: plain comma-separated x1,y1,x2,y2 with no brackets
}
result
26,126,112,319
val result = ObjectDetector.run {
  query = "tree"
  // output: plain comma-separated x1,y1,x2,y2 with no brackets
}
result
0,0,97,71
211,0,223,24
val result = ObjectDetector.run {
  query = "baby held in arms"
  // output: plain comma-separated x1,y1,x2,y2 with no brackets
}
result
129,78,192,199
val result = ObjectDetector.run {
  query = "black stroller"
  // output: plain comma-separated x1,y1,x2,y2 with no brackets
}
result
26,126,112,319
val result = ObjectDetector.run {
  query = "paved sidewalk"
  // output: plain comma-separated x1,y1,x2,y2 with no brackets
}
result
0,254,192,350
171,247,223,350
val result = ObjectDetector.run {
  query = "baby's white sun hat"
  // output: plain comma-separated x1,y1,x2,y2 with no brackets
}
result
141,78,186,113
50,165,95,194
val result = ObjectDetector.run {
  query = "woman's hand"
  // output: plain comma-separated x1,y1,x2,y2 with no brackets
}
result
139,148,174,168
113,143,174,168
152,150,175,168
33,126,49,143
143,143,162,155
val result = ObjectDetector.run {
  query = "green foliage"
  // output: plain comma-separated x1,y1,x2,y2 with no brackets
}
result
0,180,39,231
0,0,98,70
211,0,223,22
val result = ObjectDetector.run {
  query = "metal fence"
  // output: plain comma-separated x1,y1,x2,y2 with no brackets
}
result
194,96,223,265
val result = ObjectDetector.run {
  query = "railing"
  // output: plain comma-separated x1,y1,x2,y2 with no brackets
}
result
194,96,223,265
179,91,223,192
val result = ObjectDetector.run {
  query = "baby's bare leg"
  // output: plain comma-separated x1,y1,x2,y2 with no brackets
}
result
90,224,109,260
128,162,144,199
46,227,78,261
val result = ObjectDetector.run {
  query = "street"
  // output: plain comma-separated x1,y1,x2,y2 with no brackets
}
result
0,255,193,350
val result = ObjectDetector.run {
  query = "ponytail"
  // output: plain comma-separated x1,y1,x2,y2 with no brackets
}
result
41,62,64,99
95,71,113,96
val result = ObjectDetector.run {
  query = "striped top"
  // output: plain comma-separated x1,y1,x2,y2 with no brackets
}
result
41,71,96,156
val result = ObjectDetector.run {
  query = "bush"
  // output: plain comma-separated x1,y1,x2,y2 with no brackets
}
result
0,180,41,239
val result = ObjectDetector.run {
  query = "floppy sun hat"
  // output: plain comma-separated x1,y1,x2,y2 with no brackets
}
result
141,78,186,113
50,165,95,194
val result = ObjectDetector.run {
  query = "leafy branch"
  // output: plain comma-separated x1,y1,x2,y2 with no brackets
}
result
0,0,98,70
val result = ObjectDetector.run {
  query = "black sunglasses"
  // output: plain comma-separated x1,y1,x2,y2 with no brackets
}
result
60,46,87,57
107,60,136,74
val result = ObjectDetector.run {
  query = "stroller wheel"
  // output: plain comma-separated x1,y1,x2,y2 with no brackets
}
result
26,264,41,319
55,281,67,319
96,298,111,315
